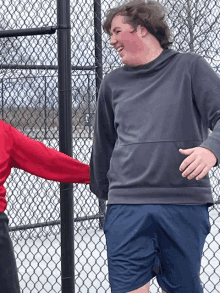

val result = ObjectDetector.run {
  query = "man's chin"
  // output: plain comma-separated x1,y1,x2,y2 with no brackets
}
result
121,54,144,66
121,55,140,66
122,59,138,67
121,57,132,66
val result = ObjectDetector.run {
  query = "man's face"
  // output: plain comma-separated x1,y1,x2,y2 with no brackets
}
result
110,15,145,66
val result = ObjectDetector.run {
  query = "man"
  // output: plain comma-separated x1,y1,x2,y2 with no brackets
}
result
0,119,90,292
90,0,220,292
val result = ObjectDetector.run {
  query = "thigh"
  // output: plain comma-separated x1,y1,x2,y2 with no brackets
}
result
155,205,210,293
104,205,156,293
0,214,20,293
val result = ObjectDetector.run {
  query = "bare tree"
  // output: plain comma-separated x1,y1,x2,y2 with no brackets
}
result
161,0,220,63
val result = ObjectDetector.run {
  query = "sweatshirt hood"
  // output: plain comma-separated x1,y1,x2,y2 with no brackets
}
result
123,48,179,72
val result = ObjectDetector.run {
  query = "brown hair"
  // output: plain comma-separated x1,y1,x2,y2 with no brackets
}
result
103,0,173,49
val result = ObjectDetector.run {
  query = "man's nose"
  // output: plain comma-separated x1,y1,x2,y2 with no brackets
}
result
110,35,117,46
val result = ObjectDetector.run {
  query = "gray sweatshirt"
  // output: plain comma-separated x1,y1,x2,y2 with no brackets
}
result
90,49,220,206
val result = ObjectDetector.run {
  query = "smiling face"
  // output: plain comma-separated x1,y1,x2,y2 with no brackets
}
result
110,14,146,66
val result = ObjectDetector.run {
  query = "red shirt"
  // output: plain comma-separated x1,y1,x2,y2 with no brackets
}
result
0,120,90,212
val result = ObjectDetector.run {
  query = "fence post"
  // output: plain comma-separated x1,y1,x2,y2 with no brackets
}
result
44,76,47,139
1,80,3,119
94,0,103,91
87,74,92,138
57,0,74,292
94,0,106,230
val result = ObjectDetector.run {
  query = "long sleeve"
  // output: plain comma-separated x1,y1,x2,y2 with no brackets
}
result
191,56,220,166
90,78,117,200
9,125,90,184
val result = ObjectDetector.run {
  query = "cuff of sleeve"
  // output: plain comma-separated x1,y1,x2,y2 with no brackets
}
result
89,183,108,200
200,138,219,167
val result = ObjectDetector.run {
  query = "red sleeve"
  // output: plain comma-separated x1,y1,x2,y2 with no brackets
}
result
9,125,90,184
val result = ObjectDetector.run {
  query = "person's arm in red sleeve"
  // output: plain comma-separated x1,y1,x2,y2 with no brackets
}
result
9,125,90,184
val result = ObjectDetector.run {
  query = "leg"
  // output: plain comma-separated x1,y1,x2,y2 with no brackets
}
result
104,205,156,293
156,205,210,293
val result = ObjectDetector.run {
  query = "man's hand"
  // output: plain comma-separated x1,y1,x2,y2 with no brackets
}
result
179,147,217,180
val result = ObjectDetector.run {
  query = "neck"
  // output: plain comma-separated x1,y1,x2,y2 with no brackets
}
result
139,45,164,65
131,34,164,66
125,45,164,67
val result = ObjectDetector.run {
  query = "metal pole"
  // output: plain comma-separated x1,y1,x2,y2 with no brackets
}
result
0,64,95,70
9,213,105,232
94,0,103,95
94,0,105,230
1,80,3,119
0,26,57,38
44,76,47,139
87,74,91,138
57,0,74,292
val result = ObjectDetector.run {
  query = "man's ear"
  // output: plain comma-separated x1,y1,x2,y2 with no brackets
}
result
137,25,148,37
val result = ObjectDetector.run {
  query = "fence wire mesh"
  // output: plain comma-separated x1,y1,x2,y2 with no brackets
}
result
0,0,219,292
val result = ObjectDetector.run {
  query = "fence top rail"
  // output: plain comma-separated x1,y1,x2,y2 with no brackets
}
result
0,26,57,38
0,65,96,71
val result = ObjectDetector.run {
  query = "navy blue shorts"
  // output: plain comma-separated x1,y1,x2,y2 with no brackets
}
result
104,204,210,293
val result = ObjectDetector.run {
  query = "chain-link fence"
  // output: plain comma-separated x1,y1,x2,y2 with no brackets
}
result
0,0,220,292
